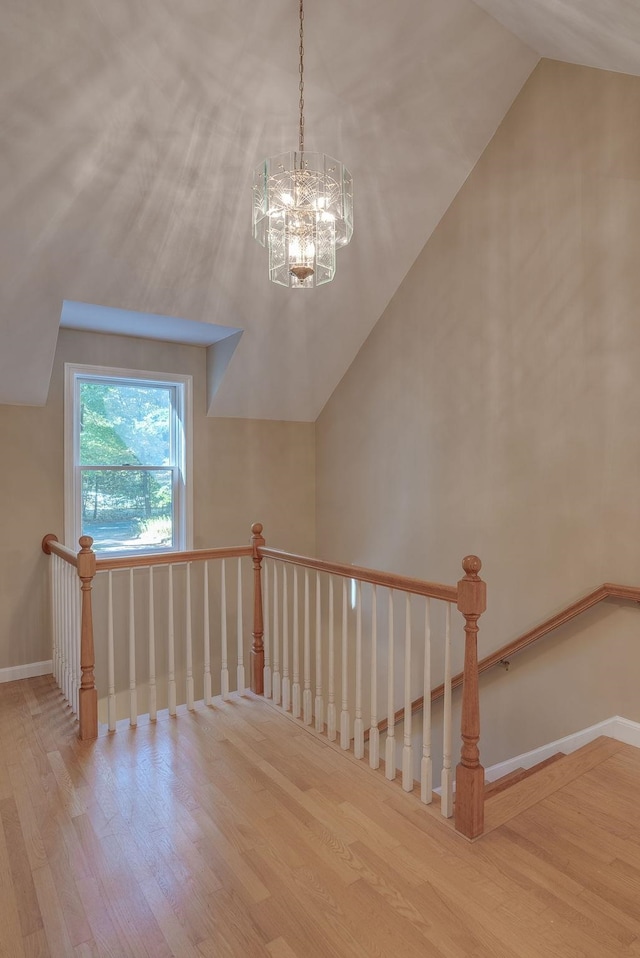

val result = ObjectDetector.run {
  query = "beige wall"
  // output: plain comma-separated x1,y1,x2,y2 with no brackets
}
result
316,59,640,766
0,328,315,671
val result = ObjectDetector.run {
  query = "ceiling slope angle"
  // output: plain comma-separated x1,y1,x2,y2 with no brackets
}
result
0,0,537,419
472,0,640,76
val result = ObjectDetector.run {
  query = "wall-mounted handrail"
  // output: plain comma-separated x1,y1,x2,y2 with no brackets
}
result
382,581,640,733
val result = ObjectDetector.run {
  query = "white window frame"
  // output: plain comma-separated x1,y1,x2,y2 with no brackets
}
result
64,363,193,556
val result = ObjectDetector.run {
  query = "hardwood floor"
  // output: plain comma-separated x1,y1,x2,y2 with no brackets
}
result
2,675,640,956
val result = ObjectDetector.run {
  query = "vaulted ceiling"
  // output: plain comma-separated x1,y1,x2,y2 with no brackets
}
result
1,1,638,419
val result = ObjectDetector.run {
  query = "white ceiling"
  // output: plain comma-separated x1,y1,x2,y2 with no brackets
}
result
2,1,638,420
472,0,640,77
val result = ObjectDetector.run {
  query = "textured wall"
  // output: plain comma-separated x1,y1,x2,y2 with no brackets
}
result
316,59,640,766
0,329,315,671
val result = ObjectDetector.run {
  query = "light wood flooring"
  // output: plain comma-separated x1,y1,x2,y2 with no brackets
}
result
2,675,640,957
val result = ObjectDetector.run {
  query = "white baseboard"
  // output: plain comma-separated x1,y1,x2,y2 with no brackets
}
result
484,715,640,783
0,661,53,684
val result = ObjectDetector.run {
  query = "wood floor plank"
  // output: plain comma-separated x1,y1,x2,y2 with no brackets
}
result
31,863,76,957
3,677,640,958
0,808,28,958
484,736,626,830
0,796,43,938
265,938,300,958
22,928,50,958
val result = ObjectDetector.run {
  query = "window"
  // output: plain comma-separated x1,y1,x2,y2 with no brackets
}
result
65,365,192,555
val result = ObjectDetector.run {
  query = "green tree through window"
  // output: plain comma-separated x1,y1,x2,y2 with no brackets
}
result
68,371,190,554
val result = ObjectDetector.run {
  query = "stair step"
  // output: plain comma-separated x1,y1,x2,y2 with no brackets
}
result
484,752,565,798
484,735,626,834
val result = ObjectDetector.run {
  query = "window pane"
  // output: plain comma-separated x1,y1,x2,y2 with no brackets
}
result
81,469,174,553
79,381,172,466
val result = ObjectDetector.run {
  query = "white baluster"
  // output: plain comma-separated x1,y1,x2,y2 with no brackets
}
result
71,565,77,707
58,560,64,691
441,603,453,818
327,577,336,741
64,565,71,705
221,559,229,700
385,590,396,780
57,558,63,690
129,568,137,727
315,572,324,732
57,559,63,690
402,592,413,791
51,558,58,687
237,557,245,692
168,564,177,716
70,565,76,707
186,562,194,710
148,567,157,722
282,565,291,711
292,565,301,717
340,577,350,749
369,585,379,769
203,561,212,705
61,564,67,701
421,598,432,804
50,558,55,687
73,568,81,714
106,571,116,731
354,580,364,759
58,559,64,691
263,561,272,698
272,563,281,705
69,568,75,712
303,568,312,725
70,564,76,707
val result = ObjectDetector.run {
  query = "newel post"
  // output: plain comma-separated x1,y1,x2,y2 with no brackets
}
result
455,555,486,839
77,536,98,742
250,522,265,694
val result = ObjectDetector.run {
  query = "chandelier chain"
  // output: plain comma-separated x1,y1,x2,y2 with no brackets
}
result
298,0,305,156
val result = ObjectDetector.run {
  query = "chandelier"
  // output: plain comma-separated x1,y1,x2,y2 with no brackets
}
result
252,0,353,288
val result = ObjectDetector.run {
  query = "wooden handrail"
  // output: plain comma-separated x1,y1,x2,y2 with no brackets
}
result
42,534,252,571
95,544,252,572
382,581,640,733
259,547,459,604
42,534,78,566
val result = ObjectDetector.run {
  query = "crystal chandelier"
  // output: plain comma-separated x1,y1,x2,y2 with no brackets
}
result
252,0,353,288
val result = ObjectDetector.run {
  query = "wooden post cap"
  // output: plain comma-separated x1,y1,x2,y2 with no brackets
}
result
457,555,486,615
462,555,482,577
78,535,94,551
251,522,264,537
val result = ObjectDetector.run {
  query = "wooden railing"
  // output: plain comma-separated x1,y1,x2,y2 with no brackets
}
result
42,534,97,741
42,524,486,839
257,542,486,838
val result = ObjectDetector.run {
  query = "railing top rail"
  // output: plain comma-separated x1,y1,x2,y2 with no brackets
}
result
95,544,253,572
41,535,78,567
41,534,253,572
259,547,458,603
